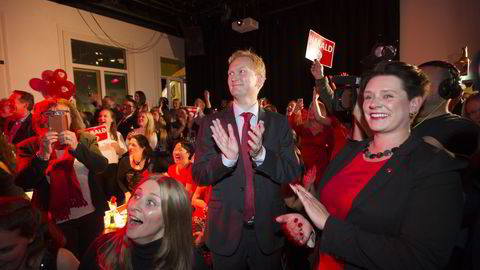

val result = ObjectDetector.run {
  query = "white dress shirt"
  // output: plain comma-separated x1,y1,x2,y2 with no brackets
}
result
221,101,266,167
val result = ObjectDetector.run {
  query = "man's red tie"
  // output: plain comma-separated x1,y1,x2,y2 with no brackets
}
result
240,112,255,222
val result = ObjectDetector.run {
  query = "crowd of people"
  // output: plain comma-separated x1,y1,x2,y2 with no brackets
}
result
0,48,479,270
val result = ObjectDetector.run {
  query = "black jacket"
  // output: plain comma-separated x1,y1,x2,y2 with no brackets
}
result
192,106,302,255
8,114,36,145
117,112,139,139
316,137,466,270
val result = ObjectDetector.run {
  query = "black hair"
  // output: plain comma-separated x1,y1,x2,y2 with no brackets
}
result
13,90,34,111
130,134,153,160
125,97,137,108
135,91,147,106
173,138,195,159
360,61,429,100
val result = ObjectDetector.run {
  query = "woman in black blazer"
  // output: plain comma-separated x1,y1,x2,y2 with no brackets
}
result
277,61,466,270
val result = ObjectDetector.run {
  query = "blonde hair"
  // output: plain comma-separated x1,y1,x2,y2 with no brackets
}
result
97,175,192,270
228,49,266,79
139,112,155,138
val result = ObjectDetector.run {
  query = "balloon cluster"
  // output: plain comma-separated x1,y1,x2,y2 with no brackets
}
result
29,69,76,100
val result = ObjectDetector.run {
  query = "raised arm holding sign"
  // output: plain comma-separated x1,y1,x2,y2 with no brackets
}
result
305,29,336,68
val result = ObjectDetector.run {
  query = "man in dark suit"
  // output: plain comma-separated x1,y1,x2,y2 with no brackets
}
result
117,97,138,139
7,90,35,145
192,49,302,270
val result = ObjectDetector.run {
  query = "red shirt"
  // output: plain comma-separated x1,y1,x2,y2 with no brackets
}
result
317,152,388,270
167,163,196,197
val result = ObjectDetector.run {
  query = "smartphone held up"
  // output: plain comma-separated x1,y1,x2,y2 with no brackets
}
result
47,111,68,133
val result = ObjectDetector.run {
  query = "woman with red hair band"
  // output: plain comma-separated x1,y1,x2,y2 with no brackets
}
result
15,98,109,259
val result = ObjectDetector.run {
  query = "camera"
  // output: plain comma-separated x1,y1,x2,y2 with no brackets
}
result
331,75,361,112
329,75,361,123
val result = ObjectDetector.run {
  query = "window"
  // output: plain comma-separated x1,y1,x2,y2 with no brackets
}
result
105,72,128,106
160,57,186,107
69,39,129,114
73,69,100,113
72,39,126,69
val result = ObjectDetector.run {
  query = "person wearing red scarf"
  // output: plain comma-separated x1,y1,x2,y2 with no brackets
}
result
16,98,108,259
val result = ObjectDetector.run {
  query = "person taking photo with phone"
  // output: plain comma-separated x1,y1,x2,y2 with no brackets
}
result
15,98,109,260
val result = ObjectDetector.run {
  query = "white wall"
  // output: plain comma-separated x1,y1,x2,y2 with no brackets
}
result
400,0,480,69
0,0,184,108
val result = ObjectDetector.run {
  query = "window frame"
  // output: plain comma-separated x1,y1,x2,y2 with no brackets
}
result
60,29,135,100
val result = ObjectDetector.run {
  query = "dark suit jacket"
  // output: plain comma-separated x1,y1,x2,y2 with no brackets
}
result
316,137,466,270
8,114,36,145
117,112,139,139
15,132,109,215
192,106,302,256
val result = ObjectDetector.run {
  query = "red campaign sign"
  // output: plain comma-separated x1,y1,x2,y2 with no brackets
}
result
183,106,198,114
305,29,336,68
84,125,108,142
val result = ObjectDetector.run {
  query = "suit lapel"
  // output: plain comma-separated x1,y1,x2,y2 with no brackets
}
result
316,139,367,193
349,136,420,212
225,105,241,146
257,107,269,142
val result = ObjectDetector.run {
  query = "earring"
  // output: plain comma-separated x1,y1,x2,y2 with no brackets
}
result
409,112,416,119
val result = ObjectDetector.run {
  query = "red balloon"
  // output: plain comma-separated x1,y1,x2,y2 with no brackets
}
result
41,70,54,80
53,69,67,82
67,81,76,97
56,81,75,99
29,78,46,92
45,81,59,98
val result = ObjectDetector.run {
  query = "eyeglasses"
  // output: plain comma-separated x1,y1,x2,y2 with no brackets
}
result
41,110,70,116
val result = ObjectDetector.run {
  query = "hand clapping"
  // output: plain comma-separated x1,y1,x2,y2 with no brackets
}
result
276,213,314,247
210,119,239,160
247,120,265,158
290,184,330,230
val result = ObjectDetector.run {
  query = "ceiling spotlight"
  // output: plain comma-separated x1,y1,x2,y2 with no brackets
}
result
373,44,397,59
361,41,398,68
232,18,258,33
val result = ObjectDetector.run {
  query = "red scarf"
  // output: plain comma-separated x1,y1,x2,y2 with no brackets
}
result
46,146,87,222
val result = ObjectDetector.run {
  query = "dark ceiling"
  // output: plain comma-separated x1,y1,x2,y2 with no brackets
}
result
50,0,317,37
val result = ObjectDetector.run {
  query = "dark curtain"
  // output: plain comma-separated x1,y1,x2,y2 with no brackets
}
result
185,0,399,114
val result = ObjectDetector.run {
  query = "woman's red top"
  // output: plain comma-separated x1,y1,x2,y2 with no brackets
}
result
317,152,387,270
